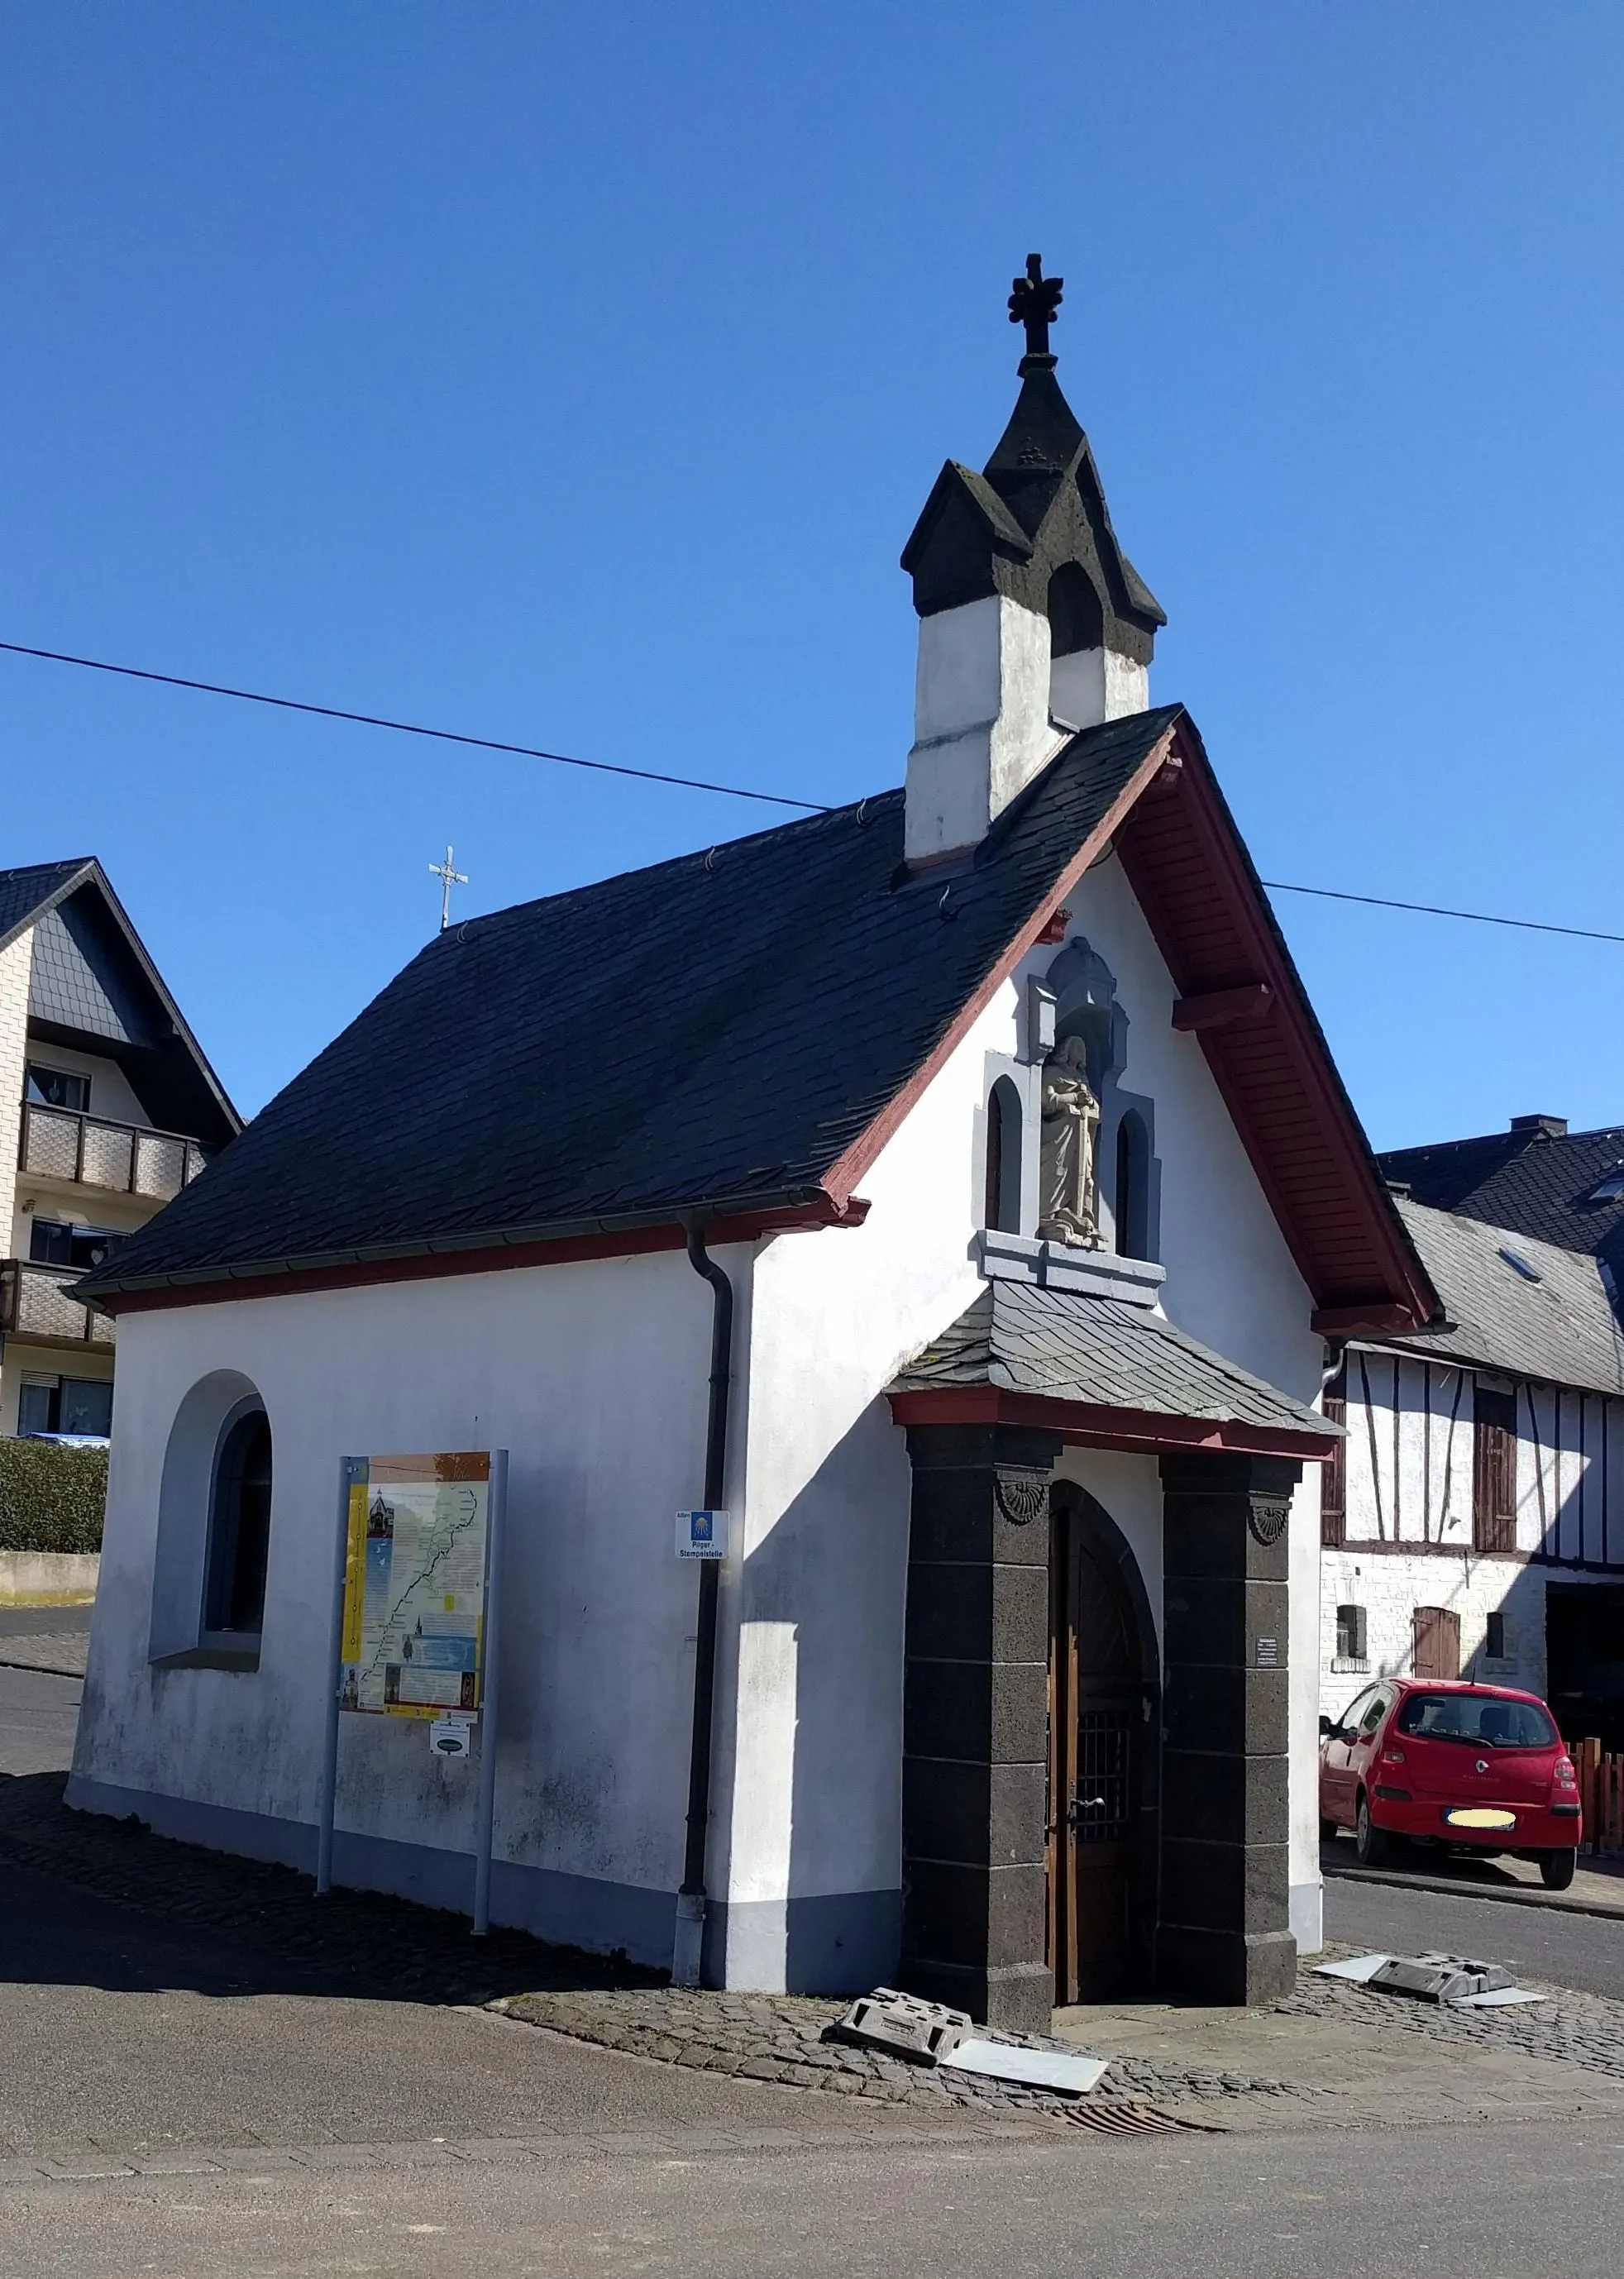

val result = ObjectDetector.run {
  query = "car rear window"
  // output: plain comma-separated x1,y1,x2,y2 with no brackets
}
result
1396,1693,1558,1748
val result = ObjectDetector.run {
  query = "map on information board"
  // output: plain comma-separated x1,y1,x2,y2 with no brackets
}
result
338,1452,490,1718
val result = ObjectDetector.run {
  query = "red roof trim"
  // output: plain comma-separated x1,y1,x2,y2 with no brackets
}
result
102,1195,869,1316
1114,723,1434,1325
830,711,1433,1327
886,1383,1336,1463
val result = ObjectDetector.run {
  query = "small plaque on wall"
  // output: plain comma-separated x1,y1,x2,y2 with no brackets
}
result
676,1509,730,1560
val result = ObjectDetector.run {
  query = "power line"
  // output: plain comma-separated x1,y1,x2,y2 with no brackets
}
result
0,639,829,815
2,636,1618,945
1259,878,1624,948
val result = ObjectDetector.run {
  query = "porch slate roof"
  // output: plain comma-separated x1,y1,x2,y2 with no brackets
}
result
889,1279,1339,1440
1378,1199,1624,1398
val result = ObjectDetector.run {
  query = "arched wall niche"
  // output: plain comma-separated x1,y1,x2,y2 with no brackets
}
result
149,1369,271,1665
984,1074,1025,1234
1042,935,1162,1263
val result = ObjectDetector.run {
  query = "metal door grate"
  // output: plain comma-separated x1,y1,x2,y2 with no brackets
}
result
1074,1708,1132,1842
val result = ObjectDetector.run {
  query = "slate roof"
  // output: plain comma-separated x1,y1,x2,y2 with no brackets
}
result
1380,1122,1624,1298
889,1279,1338,1439
1379,1199,1624,1399
0,858,96,951
79,710,1182,1297
0,856,240,1143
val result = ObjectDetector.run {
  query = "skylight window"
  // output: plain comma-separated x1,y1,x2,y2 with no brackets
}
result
1499,1247,1543,1283
1586,1163,1624,1202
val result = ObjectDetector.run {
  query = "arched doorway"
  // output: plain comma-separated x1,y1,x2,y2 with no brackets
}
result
1047,1484,1159,2003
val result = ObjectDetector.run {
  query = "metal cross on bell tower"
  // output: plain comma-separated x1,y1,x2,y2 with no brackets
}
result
428,843,468,932
1008,252,1064,363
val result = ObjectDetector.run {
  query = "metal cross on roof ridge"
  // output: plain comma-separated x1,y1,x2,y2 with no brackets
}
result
1008,252,1063,361
428,843,468,932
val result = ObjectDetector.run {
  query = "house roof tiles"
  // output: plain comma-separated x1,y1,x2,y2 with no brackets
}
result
1381,1198,1624,1398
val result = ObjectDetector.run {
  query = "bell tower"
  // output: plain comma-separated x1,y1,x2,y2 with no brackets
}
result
900,257,1165,863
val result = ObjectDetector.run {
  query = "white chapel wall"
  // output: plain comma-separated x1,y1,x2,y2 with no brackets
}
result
722,851,1331,1985
70,1243,749,1963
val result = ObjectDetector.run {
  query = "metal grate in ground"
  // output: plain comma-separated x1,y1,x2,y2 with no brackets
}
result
1058,2101,1211,2137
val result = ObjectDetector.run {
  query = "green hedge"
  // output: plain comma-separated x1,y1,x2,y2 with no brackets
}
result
0,1437,109,1555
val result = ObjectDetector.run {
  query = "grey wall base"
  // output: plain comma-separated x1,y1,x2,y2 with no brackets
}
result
705,1889,901,1996
64,1774,900,1997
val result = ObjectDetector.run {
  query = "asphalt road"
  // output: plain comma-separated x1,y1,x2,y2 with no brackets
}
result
0,1857,805,2157
0,1664,81,1777
4,2117,1624,2279
1323,1860,1624,2000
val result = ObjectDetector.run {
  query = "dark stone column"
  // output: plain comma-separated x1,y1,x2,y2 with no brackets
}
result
1158,1452,1302,2005
899,1423,1062,2034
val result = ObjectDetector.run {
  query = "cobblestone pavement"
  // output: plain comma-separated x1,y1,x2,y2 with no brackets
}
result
1283,1947,1624,2082
499,1988,1314,2118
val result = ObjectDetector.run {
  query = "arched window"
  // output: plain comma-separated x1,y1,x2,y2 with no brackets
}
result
1113,1111,1150,1260
203,1407,273,1637
984,1077,1024,1233
1046,563,1105,657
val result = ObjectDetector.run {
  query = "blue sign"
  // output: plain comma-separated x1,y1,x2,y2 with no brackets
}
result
676,1508,730,1560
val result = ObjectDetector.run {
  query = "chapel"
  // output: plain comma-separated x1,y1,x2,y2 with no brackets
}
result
70,261,1435,2025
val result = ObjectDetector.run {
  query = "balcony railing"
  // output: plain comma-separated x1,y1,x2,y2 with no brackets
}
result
19,1101,207,1203
0,1260,116,1348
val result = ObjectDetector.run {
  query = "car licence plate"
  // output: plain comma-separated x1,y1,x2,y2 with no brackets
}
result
1445,1807,1517,1832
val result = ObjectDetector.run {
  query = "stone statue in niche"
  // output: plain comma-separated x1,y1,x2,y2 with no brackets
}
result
1037,1034,1101,1247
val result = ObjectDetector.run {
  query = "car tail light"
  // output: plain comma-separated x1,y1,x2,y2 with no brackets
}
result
1555,1758,1578,1789
1380,1746,1407,1766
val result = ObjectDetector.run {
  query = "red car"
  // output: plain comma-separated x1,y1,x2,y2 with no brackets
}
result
1319,1676,1583,1889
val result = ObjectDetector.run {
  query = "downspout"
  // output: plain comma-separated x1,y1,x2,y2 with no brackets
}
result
671,1221,734,1988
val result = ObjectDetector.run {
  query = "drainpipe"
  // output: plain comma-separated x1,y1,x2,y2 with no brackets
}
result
671,1221,734,1988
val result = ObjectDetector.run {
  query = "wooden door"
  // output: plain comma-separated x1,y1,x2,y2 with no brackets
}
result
1413,1605,1461,1680
1048,1505,1140,2004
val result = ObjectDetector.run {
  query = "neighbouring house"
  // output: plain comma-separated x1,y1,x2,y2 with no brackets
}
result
68,270,1436,2027
0,860,239,1442
1318,1117,1624,1749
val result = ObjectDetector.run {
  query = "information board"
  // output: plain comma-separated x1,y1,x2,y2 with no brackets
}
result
338,1452,490,1719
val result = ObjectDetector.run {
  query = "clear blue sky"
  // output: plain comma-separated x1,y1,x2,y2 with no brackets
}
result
3,5,1619,1144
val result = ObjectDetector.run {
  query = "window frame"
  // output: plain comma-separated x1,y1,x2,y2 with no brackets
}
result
24,1062,91,1113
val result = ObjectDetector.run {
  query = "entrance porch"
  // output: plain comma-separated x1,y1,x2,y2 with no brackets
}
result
886,1281,1335,2032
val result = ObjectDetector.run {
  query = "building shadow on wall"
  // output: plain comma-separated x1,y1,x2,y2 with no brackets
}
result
728,1398,910,1996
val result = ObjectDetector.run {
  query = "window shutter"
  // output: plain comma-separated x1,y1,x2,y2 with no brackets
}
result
1473,1387,1518,1555
1414,1605,1461,1681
